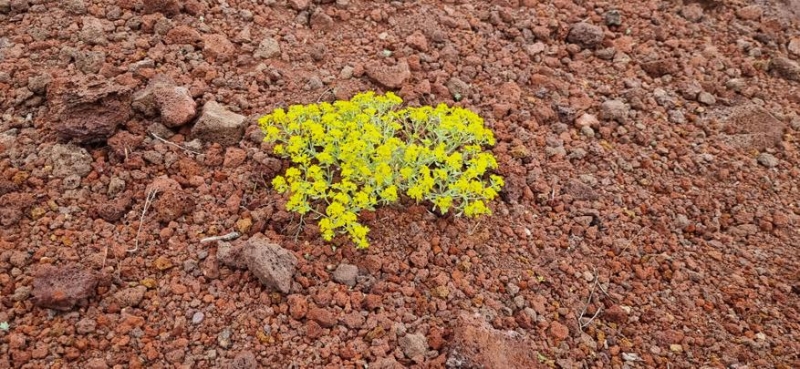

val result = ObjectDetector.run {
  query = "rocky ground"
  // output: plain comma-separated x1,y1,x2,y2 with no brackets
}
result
1,0,800,368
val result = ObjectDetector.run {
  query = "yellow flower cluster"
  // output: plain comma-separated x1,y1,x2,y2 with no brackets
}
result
258,92,504,249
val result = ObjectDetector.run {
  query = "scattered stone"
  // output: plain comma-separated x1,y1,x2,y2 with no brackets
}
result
307,307,336,328
366,60,411,89
0,0,10,13
549,321,569,340
191,101,246,146
604,10,621,26
399,333,428,361
75,50,106,75
600,99,629,122
46,143,93,178
217,328,232,348
446,77,469,100
310,8,334,31
566,22,604,48
287,294,308,320
770,57,800,82
84,358,108,369
757,153,779,168
114,285,147,308
714,104,784,151
788,38,800,57
668,109,686,124
192,311,205,324
31,264,99,311
243,234,297,294
603,304,628,323
446,313,539,368
203,33,235,62
254,37,281,59
228,351,257,369
736,5,763,21
93,194,132,222
641,58,678,77
165,25,202,45
0,192,33,226
697,92,716,105
681,3,704,22
80,16,107,45
725,78,746,92
145,175,192,223
216,241,248,268
288,0,310,11
332,263,358,287
566,179,598,201
406,31,429,51
142,0,179,16
63,0,85,14
575,113,598,128
340,311,365,329
134,76,198,127
75,318,96,334
27,74,52,95
8,0,28,13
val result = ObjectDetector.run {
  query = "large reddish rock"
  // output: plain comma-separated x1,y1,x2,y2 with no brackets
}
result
713,104,785,151
202,33,235,62
48,76,134,143
242,234,297,294
0,192,34,226
31,264,99,311
146,175,193,223
164,25,202,45
446,313,540,368
366,60,411,89
191,100,246,146
132,75,196,127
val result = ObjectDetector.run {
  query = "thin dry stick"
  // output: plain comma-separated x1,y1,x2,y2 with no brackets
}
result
316,87,334,103
578,268,603,331
150,132,202,155
128,188,159,253
101,245,109,269
200,232,242,243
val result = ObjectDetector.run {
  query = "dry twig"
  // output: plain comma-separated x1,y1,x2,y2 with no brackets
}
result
128,188,159,253
150,132,202,155
200,232,242,243
578,268,603,331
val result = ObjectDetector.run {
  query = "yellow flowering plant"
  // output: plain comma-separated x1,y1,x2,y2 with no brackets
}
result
258,92,504,249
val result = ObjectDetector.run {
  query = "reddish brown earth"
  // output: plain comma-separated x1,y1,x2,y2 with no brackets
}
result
2,0,800,368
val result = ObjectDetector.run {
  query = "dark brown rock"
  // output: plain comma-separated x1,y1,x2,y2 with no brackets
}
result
641,58,679,77
566,22,604,48
48,76,134,144
142,0,179,16
93,193,132,222
228,351,257,369
770,57,800,82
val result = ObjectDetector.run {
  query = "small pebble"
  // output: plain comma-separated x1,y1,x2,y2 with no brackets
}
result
192,311,205,324
757,153,779,168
